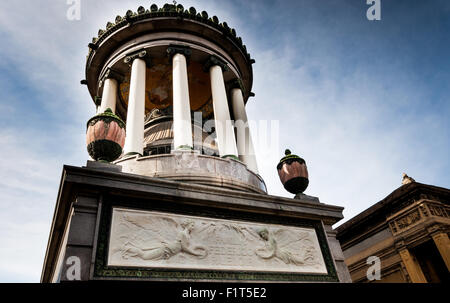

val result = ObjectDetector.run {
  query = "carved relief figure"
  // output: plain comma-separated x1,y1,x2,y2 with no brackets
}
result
253,228,317,266
120,216,208,261
108,209,327,273
234,226,320,267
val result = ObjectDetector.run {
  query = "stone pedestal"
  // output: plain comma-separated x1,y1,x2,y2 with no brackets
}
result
294,193,320,203
42,164,350,282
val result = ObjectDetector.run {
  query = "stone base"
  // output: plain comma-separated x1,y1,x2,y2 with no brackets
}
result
41,165,350,283
85,160,122,172
114,152,266,194
294,193,320,203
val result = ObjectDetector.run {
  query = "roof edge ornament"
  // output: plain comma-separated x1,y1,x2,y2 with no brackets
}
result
88,3,253,63
402,173,416,185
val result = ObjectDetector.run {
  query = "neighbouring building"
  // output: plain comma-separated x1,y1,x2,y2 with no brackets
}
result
336,175,450,283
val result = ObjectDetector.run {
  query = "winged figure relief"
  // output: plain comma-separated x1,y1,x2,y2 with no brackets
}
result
241,227,320,266
117,214,208,261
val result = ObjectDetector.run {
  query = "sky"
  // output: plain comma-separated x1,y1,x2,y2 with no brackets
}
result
0,0,448,282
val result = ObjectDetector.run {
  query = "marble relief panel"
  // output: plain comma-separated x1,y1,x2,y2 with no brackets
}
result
108,208,328,274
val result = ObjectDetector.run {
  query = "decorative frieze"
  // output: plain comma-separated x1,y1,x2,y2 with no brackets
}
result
388,200,450,236
108,208,328,274
428,203,449,218
395,209,421,230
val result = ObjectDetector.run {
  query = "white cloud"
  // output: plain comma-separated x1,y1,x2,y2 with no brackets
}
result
247,37,449,226
0,0,448,282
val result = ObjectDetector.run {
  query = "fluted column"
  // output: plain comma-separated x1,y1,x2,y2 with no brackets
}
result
431,232,450,271
398,248,427,283
167,45,193,150
205,56,238,158
123,51,148,156
230,80,259,173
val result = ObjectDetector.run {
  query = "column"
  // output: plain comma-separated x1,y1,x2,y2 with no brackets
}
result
398,248,427,283
99,78,117,113
230,81,259,173
98,68,123,113
205,56,238,158
168,45,193,150
431,232,450,271
123,51,148,155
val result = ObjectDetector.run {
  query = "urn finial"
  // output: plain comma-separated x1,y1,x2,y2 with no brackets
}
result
277,149,309,194
86,108,126,162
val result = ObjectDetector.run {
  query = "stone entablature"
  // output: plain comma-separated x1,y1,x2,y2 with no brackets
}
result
387,199,450,236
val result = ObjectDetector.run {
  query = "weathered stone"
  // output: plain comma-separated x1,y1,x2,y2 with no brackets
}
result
85,160,122,172
42,165,348,282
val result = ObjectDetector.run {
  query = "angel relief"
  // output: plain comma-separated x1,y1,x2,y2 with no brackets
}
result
252,228,319,266
116,214,209,261
109,209,326,273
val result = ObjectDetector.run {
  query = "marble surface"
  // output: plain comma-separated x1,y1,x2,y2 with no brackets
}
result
108,208,327,274
114,152,267,193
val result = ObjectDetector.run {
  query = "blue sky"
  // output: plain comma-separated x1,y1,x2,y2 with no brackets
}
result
0,0,448,282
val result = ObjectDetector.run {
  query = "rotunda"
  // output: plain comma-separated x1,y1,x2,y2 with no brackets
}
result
83,3,265,193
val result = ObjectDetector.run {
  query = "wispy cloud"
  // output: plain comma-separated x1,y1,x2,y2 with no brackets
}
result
0,0,448,282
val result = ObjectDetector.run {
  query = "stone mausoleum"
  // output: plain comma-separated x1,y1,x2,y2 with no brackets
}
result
41,3,351,282
337,175,449,283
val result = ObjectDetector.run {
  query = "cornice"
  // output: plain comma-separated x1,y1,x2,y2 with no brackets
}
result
87,3,253,67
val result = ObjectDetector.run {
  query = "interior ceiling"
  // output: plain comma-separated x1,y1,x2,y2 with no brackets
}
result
119,58,214,118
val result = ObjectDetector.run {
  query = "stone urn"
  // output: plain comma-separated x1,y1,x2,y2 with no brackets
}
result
86,108,126,162
277,149,309,194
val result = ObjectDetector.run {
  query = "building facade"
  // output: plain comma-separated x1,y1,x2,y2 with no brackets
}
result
336,179,450,283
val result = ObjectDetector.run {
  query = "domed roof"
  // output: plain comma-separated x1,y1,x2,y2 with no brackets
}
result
84,3,255,104
88,3,253,63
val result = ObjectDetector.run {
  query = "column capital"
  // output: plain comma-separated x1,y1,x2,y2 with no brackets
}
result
227,78,245,92
101,67,124,83
394,240,407,251
94,96,102,107
124,49,151,67
203,55,229,72
167,44,192,60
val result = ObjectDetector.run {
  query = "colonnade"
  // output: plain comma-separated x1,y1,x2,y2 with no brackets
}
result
98,46,258,173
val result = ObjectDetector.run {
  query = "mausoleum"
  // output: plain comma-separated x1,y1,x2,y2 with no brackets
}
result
41,3,351,283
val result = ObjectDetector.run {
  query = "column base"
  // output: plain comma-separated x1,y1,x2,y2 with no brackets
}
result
221,154,239,161
174,145,194,151
171,148,199,155
123,152,142,157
